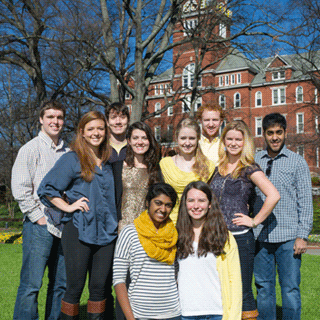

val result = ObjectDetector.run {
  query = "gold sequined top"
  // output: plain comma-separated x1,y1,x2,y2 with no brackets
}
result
118,166,149,232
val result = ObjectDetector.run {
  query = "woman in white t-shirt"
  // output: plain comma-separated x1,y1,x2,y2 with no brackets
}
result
176,181,242,320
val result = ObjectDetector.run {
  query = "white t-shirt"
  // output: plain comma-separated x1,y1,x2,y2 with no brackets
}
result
177,242,223,317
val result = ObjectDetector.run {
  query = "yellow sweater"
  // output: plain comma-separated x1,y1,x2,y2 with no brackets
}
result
217,232,242,320
160,156,215,225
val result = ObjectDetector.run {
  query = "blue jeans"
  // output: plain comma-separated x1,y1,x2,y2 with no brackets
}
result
254,240,301,320
181,316,222,320
13,217,66,320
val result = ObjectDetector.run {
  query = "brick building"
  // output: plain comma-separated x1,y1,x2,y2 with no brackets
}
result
125,0,320,174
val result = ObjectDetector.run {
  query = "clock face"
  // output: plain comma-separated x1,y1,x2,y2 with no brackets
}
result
183,0,198,13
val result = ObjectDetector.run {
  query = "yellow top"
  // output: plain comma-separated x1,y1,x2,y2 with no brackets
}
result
110,140,127,155
159,156,215,225
217,232,242,320
199,135,220,164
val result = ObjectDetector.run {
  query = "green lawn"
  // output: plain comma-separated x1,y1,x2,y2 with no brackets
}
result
1,243,320,320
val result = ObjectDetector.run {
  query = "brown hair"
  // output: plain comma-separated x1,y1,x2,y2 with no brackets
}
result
175,118,211,181
176,181,229,258
105,102,130,122
39,100,66,118
218,120,255,179
70,111,111,182
125,122,161,185
196,103,225,121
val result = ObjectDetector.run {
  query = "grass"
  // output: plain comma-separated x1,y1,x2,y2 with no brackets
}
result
312,196,320,234
1,243,320,320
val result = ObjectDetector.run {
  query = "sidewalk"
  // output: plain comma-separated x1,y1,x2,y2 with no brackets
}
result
306,245,320,255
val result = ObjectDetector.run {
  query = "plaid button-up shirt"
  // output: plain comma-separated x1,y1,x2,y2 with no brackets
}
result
11,131,68,237
253,145,313,243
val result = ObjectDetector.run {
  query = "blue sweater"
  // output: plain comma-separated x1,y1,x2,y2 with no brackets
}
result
38,151,118,246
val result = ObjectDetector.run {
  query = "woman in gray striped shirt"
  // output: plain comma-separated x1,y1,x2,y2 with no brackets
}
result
113,183,181,320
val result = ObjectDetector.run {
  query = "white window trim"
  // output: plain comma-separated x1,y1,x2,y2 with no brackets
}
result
154,85,158,96
255,117,263,137
237,73,241,84
219,23,227,38
255,91,262,107
219,94,226,109
272,70,285,81
296,145,304,158
296,86,303,103
315,88,318,104
231,74,235,85
167,105,173,117
155,102,161,118
296,112,304,133
317,147,319,167
225,75,229,86
154,126,161,142
234,92,241,109
272,87,286,105
315,115,319,134
219,76,223,87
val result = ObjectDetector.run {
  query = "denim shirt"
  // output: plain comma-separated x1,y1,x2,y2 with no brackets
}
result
38,151,118,246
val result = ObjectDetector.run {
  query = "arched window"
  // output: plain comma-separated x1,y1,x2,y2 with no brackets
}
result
155,102,161,118
219,94,226,109
255,91,262,107
182,63,201,89
234,92,241,108
296,86,303,103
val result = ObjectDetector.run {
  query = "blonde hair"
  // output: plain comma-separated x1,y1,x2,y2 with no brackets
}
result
175,118,211,181
218,120,255,179
70,111,111,182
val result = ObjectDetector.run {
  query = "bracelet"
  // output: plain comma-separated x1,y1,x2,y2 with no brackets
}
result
251,218,257,228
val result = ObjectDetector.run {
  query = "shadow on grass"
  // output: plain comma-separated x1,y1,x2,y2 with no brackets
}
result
5,232,22,243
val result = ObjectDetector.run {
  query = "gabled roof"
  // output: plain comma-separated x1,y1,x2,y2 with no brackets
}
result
215,48,258,74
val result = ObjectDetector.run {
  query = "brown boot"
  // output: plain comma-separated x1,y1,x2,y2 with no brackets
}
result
242,309,259,320
60,300,79,320
87,299,106,320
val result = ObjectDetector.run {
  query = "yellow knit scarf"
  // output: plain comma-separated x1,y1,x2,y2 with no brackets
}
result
134,210,178,265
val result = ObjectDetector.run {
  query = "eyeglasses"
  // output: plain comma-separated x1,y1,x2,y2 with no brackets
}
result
266,159,274,177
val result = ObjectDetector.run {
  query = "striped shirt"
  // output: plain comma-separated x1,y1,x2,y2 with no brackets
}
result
253,146,313,243
11,131,68,237
113,224,181,319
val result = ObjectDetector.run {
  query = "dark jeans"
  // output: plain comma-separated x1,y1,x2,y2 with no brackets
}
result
13,217,66,320
234,230,256,312
61,220,115,304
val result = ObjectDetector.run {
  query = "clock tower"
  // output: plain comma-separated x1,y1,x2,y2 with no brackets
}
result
172,0,231,102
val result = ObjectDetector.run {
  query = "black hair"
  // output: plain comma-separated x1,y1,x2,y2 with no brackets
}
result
262,113,287,131
145,183,178,208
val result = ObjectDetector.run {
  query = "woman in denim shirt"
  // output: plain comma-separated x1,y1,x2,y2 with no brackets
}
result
38,111,117,319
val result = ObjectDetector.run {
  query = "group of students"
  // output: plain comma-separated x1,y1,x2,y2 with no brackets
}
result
12,100,313,320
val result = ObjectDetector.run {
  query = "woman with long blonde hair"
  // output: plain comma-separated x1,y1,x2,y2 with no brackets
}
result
160,117,215,225
210,120,280,320
38,111,118,319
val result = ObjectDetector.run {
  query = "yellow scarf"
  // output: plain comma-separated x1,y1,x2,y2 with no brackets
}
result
134,210,178,265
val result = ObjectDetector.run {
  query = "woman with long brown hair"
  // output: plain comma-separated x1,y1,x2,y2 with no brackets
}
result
160,117,215,225
210,120,280,320
38,111,118,319
176,181,242,320
117,121,161,231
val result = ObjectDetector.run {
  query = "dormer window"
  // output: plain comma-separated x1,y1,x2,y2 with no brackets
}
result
272,70,285,81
